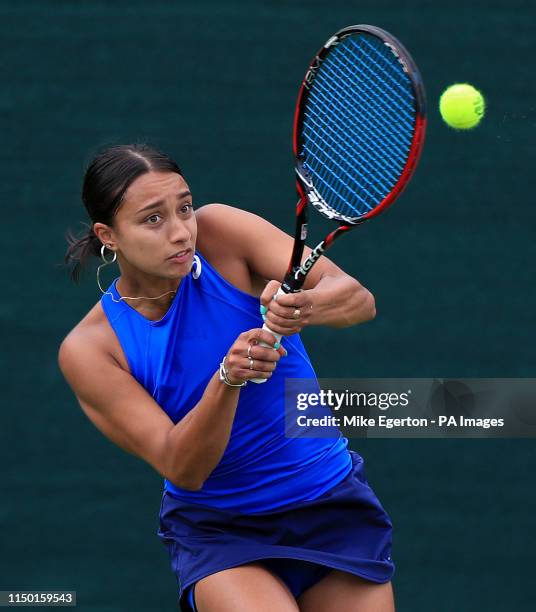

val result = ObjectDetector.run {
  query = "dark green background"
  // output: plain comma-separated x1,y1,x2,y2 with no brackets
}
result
1,0,535,610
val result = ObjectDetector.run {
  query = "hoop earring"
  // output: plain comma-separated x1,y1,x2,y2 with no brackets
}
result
95,243,178,304
96,244,118,299
100,244,117,264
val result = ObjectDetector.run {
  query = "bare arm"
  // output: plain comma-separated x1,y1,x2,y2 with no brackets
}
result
58,328,283,490
196,203,376,334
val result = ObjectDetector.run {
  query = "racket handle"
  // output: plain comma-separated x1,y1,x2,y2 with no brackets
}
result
250,288,286,384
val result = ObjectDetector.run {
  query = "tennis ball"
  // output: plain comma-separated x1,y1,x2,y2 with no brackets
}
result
439,83,485,129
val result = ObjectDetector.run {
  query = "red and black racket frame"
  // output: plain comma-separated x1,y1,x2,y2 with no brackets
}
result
280,24,427,294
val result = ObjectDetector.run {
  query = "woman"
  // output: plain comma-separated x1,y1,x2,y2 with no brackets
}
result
59,143,395,612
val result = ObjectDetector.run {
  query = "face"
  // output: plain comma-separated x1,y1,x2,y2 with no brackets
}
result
94,171,197,282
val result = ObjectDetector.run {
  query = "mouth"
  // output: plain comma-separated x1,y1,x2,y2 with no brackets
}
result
167,248,193,262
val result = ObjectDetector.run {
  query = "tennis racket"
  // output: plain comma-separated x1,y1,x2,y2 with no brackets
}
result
252,24,426,383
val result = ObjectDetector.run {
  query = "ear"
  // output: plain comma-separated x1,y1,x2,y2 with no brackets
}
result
93,222,115,248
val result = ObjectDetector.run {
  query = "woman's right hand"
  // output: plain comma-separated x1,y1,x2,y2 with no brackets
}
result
223,328,287,385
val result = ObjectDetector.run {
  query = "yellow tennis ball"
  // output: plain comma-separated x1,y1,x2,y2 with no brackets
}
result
439,83,485,129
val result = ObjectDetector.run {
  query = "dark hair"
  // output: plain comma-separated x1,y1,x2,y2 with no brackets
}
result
64,143,183,283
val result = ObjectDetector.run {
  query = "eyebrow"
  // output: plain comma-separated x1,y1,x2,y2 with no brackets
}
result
135,190,192,215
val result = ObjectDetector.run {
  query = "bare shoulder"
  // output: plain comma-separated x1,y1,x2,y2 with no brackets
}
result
195,203,270,296
195,202,347,291
195,202,256,224
195,203,264,254
58,301,130,375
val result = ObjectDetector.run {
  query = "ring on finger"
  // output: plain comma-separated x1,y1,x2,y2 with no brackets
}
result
247,344,253,358
292,308,301,319
248,356,254,370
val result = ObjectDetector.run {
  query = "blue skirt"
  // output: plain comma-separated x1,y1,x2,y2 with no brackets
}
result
157,450,394,611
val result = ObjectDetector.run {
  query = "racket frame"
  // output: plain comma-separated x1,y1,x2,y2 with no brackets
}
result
281,24,427,293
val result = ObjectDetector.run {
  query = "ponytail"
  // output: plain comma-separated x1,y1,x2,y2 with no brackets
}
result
63,223,103,284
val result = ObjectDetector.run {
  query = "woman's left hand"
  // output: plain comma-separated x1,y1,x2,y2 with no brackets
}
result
259,280,314,336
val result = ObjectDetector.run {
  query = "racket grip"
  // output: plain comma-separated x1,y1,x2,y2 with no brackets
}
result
250,288,286,384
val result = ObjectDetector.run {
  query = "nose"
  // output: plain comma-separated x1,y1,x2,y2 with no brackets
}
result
169,214,191,244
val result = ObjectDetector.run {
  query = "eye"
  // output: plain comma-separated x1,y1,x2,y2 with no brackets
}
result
180,203,194,214
145,214,162,224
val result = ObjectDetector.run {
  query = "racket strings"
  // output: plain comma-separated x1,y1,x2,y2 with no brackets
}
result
303,119,404,217
333,47,414,145
304,87,390,216
302,141,371,214
322,65,412,155
348,38,415,117
303,79,404,216
306,84,395,189
307,80,404,180
304,107,398,189
305,86,398,185
303,109,384,208
319,54,413,148
318,40,414,154
314,57,411,175
301,33,417,218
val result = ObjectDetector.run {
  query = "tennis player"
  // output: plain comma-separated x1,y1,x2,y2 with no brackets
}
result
59,144,395,612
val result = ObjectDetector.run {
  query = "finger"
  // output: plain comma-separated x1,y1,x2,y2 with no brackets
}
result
249,328,283,348
242,367,273,380
227,350,275,380
265,310,308,330
259,280,282,308
265,300,295,319
267,302,310,321
270,290,309,309
249,345,282,362
277,344,288,357
261,320,301,336
248,341,287,360
243,358,277,373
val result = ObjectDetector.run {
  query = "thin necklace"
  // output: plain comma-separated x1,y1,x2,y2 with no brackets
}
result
96,259,178,304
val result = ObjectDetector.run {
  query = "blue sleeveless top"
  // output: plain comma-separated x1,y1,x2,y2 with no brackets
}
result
100,252,352,512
